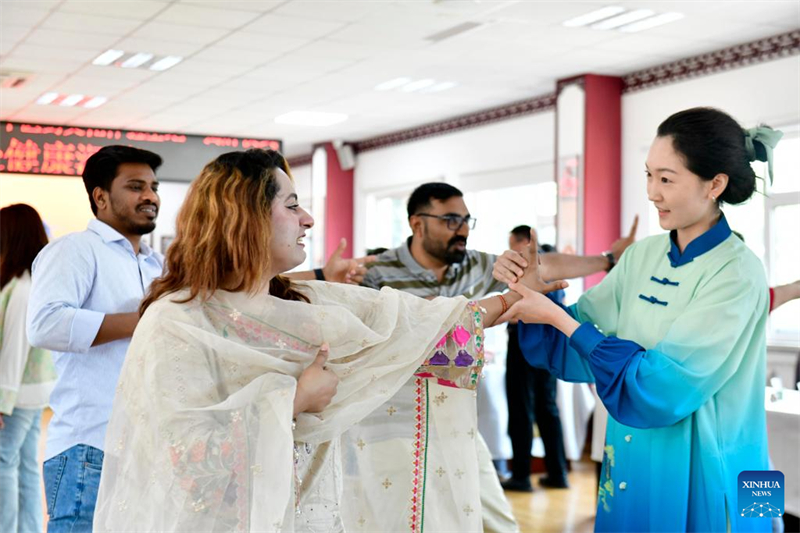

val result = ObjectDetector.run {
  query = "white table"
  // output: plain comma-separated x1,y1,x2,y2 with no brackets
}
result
765,387,800,516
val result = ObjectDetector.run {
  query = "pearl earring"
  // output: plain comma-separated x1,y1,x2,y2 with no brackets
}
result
711,195,716,202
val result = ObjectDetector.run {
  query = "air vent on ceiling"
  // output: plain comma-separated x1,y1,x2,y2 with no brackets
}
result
0,70,33,89
425,21,483,43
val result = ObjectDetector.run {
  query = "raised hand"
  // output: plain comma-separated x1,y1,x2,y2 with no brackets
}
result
493,229,568,294
322,238,378,285
294,343,339,415
610,215,639,261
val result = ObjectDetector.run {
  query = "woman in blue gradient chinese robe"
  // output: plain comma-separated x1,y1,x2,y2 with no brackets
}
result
495,108,783,532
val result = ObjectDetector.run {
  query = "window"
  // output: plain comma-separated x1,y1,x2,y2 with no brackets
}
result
727,128,800,344
765,132,800,344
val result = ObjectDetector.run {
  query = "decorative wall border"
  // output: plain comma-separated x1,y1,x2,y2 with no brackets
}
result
622,29,800,93
353,93,556,153
290,29,800,164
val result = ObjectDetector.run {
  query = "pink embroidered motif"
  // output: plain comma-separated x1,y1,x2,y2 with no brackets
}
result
452,325,471,347
435,334,448,349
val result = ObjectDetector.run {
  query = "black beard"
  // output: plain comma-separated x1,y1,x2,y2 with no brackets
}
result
422,230,467,265
111,200,157,235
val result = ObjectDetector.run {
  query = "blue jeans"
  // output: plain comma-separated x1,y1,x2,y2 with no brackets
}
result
0,408,43,533
42,444,104,533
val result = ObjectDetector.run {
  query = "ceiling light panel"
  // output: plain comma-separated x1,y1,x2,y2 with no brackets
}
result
619,12,685,32
562,6,626,28
590,9,655,30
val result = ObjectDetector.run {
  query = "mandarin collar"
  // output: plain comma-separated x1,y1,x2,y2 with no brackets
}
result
667,213,731,268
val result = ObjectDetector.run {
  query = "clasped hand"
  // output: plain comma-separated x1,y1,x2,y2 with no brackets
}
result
493,229,567,326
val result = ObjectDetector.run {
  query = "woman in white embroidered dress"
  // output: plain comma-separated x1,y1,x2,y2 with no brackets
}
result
93,149,562,533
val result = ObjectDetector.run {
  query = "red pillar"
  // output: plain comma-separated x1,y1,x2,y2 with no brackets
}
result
322,143,354,259
582,75,622,288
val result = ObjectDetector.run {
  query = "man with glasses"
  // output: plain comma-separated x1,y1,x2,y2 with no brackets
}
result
347,182,636,533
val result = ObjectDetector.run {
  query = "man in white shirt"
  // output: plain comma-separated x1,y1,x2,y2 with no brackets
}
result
27,145,165,532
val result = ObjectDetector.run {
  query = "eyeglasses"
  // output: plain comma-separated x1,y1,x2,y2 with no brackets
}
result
415,213,477,230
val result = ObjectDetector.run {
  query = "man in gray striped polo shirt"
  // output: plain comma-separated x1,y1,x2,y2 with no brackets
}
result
351,183,634,533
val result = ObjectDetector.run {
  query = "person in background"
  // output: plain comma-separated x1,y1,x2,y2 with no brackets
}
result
27,145,166,533
502,226,569,492
0,204,57,533
352,182,637,533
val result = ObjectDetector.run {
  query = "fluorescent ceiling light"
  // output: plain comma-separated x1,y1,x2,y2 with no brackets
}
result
591,9,655,30
619,12,684,32
374,77,412,91
149,55,183,71
400,78,436,92
83,96,107,109
60,94,84,107
274,111,348,127
120,52,154,69
562,6,625,27
36,92,59,105
421,81,458,93
92,49,125,66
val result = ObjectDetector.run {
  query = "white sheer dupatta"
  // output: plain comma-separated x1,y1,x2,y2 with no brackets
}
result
93,281,470,532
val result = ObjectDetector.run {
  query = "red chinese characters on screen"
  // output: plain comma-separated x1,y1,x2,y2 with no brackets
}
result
41,141,102,175
0,138,42,173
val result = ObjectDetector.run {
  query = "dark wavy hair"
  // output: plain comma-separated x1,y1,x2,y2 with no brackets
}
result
0,204,49,289
657,107,767,205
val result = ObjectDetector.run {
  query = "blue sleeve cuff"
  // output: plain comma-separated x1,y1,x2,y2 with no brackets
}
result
69,309,105,353
569,322,606,359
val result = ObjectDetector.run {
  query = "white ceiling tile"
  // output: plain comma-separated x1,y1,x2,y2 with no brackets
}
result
214,32,310,54
0,5,51,31
710,1,799,28
178,0,283,13
241,13,346,39
9,104,93,123
131,22,231,45
0,55,85,75
70,107,150,126
154,3,262,29
492,2,617,26
127,113,201,131
24,28,122,51
145,70,230,90
192,46,279,66
595,34,723,62
8,43,98,63
196,85,267,104
165,58,253,78
0,27,29,55
326,23,432,49
272,1,383,22
41,11,143,35
114,38,203,58
59,0,169,21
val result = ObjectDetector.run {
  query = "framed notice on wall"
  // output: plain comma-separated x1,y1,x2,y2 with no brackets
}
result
0,122,282,181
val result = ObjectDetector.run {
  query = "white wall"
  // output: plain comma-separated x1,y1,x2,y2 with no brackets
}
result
621,56,800,237
353,111,556,254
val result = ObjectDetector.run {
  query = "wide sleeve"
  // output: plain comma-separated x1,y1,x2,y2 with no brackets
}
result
27,238,104,353
94,315,297,532
0,279,30,414
569,263,767,429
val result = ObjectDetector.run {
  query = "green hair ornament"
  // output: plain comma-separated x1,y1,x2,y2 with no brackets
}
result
744,126,783,185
